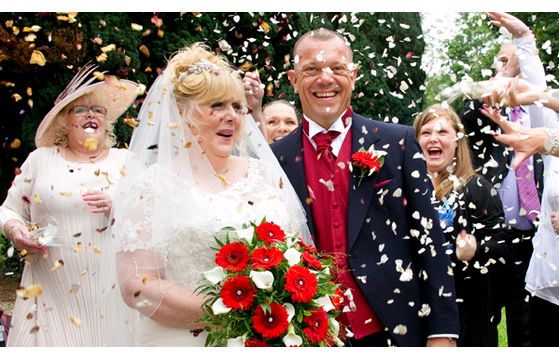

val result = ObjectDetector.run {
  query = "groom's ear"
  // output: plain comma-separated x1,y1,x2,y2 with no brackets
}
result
287,69,298,94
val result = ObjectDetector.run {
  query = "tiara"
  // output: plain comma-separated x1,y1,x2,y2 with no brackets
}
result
179,59,220,78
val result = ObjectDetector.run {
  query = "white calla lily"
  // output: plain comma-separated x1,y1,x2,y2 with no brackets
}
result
328,318,345,346
227,335,246,347
283,247,301,266
283,332,303,347
283,303,295,322
236,227,254,244
249,270,274,291
314,295,335,312
211,298,231,315
203,266,225,284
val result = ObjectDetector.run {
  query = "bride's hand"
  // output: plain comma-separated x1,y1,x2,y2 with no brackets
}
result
82,191,113,216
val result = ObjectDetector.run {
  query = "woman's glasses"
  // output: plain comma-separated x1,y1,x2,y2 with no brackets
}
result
71,105,107,117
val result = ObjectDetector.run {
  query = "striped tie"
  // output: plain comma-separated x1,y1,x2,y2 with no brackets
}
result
511,107,541,222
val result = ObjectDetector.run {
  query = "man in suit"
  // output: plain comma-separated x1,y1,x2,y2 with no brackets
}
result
270,28,459,347
460,13,546,347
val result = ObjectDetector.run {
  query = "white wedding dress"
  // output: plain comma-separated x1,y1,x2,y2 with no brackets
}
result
114,158,298,346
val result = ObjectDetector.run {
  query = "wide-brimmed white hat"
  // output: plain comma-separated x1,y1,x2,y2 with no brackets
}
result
35,65,140,148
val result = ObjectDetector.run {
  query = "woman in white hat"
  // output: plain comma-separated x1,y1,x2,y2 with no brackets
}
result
0,66,139,346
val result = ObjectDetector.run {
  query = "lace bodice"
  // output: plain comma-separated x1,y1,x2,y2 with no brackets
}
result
114,158,295,288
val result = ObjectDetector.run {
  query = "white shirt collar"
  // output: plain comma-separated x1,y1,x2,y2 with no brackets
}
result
303,114,352,157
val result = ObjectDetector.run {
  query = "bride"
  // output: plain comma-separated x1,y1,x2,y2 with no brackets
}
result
109,43,310,346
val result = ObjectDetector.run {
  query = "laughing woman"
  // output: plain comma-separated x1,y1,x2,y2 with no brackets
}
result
413,104,509,346
0,67,139,346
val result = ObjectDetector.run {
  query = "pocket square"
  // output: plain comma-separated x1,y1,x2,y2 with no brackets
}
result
373,178,393,188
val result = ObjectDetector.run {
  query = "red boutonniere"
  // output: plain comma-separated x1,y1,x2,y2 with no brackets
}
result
351,145,386,186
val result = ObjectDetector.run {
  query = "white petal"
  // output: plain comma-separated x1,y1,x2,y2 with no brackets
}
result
284,303,295,322
211,298,231,315
283,333,303,347
284,247,301,266
249,270,274,290
203,266,225,284
236,227,254,244
314,295,335,312
227,335,246,347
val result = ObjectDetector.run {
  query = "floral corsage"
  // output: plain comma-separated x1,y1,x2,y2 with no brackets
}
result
350,145,386,186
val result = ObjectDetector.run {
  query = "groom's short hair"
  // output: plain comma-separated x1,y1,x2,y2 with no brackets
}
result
292,28,353,63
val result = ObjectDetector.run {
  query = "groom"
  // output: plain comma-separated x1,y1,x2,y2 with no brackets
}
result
271,28,460,347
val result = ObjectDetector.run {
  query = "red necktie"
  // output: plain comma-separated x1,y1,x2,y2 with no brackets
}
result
313,130,341,172
511,107,541,222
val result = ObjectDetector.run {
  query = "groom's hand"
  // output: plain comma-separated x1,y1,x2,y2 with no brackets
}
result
426,337,457,347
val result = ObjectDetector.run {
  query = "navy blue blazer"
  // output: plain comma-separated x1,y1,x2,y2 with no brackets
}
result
272,112,460,346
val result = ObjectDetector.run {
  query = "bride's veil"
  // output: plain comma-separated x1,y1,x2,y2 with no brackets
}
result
99,46,311,345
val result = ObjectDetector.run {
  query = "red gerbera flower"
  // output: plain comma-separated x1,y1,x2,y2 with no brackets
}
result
299,241,318,255
331,287,345,311
245,338,269,347
215,242,249,272
251,246,284,270
221,275,256,310
351,151,382,171
284,265,318,303
255,222,286,244
303,308,329,344
252,302,289,339
301,251,322,270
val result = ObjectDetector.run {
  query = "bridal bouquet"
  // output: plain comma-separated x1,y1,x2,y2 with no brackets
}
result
197,219,344,347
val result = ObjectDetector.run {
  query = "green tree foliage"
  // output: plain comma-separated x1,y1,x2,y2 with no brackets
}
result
424,12,559,108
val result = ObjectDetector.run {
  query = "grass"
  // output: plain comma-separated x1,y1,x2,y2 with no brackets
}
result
498,307,508,347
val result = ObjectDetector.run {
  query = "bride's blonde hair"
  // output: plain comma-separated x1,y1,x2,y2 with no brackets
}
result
167,42,246,112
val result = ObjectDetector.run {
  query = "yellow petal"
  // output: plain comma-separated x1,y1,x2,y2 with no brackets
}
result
69,316,81,327
16,283,43,298
100,44,115,53
217,174,229,186
96,53,108,63
157,29,164,38
131,23,143,31
29,50,46,66
5,20,13,27
239,61,252,72
84,137,98,151
10,138,21,149
259,21,271,34
74,242,84,253
33,193,42,204
93,71,105,81
24,34,37,42
11,93,22,102
50,259,64,272
139,44,150,57
123,117,138,128
26,87,32,96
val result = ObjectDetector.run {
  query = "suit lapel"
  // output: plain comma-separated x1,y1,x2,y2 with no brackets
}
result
274,128,315,237
347,114,383,251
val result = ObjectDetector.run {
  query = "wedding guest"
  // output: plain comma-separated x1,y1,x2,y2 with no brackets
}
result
243,72,300,143
0,66,139,346
414,104,508,346
112,43,310,346
272,28,460,347
261,100,300,143
458,12,546,346
482,105,559,346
